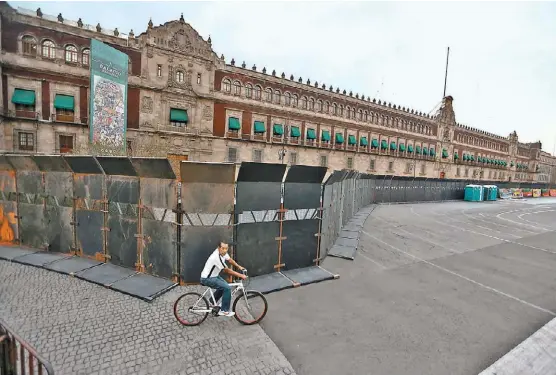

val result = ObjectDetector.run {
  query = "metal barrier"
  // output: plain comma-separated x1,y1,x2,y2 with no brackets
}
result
0,318,55,375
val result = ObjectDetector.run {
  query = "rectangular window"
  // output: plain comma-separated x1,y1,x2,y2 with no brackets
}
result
405,162,411,173
228,147,238,163
170,108,188,127
369,159,375,170
54,94,75,122
420,163,425,175
290,152,297,165
197,73,202,84
347,157,353,169
252,149,263,163
59,135,74,154
320,155,328,167
18,132,34,151
465,169,469,177
157,64,162,77
389,161,394,172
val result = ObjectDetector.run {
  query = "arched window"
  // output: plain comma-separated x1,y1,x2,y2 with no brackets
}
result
21,35,37,55
233,80,241,95
176,71,185,83
301,96,307,109
265,88,272,102
308,98,314,110
254,85,262,100
324,101,330,113
41,40,56,59
364,111,368,122
65,45,78,63
339,105,344,117
82,48,90,66
333,103,338,115
346,106,351,119
274,90,281,104
245,83,253,98
284,92,291,106
351,107,356,119
222,78,231,92
358,109,363,121
317,100,323,112
292,94,298,107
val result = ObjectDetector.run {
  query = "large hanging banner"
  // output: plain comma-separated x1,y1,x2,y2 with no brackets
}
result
89,39,128,151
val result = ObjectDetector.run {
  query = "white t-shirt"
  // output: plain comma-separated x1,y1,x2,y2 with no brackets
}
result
200,249,230,279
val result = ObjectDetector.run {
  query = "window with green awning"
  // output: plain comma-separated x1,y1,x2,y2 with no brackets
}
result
170,108,188,123
442,149,448,158
307,128,316,139
273,124,284,135
511,161,514,167
360,137,368,146
416,145,421,154
423,147,428,155
322,130,331,142
371,138,379,148
228,117,240,130
381,140,388,149
254,121,266,133
454,153,459,160
399,143,406,152
430,148,435,156
470,155,474,161
335,133,344,144
348,135,356,145
12,88,36,105
408,144,414,153
290,126,300,137
390,141,396,150
477,156,482,163
464,154,469,161
54,94,74,110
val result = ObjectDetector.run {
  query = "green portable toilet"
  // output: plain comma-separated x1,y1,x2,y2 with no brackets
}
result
483,185,498,201
464,184,484,202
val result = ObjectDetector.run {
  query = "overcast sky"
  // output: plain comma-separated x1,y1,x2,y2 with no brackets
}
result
11,1,556,154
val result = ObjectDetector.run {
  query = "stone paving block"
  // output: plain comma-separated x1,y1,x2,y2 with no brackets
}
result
0,246,39,260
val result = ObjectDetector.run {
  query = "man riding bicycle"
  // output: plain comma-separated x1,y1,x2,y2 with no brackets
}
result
200,241,246,317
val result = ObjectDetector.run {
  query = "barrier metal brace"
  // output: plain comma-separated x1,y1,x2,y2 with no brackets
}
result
0,318,55,375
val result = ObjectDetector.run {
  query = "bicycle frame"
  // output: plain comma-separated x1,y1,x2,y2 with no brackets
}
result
190,281,246,314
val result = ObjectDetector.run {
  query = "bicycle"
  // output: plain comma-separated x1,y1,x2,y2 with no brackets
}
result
173,269,268,326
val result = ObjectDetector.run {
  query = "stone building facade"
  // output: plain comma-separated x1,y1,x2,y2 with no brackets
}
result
1,3,553,182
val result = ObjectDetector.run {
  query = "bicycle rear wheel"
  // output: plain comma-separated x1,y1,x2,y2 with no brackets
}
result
233,290,268,325
173,292,209,326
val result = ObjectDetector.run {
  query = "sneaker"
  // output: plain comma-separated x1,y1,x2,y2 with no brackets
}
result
218,310,235,317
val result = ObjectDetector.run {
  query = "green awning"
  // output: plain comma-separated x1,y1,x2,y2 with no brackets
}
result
170,108,188,122
423,147,428,155
464,154,469,161
54,94,74,110
11,88,36,105
390,141,396,150
416,145,421,154
454,153,459,160
307,128,316,140
470,155,474,161
322,130,331,141
254,121,266,133
408,144,414,153
511,161,514,167
335,133,344,144
360,137,368,146
273,124,284,135
348,135,357,145
381,140,388,149
442,149,448,158
399,144,406,152
228,117,240,130
478,156,482,163
430,148,435,156
290,126,300,137
371,138,379,148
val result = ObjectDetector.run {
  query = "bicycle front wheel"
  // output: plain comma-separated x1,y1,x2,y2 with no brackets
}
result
173,292,209,326
233,290,268,325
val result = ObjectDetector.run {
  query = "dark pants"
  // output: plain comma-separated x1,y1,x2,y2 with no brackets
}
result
200,276,231,312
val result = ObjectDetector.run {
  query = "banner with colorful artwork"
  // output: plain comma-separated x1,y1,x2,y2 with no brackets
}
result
499,188,512,199
511,188,523,198
522,189,533,197
541,189,550,197
89,39,128,151
550,189,556,197
532,189,541,198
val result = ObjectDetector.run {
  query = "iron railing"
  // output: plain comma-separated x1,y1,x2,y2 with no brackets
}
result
0,318,54,375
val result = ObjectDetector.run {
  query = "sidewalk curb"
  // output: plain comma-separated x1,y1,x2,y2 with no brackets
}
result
478,317,556,375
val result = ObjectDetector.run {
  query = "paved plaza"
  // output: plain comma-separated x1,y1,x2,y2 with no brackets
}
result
261,199,556,375
0,261,296,375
